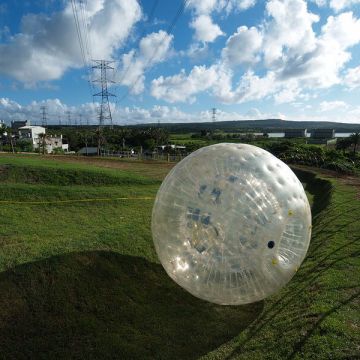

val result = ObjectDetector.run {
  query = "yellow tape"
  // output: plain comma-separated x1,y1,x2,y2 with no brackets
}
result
0,197,154,205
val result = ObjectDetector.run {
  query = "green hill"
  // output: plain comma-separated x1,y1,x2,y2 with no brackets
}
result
130,119,360,133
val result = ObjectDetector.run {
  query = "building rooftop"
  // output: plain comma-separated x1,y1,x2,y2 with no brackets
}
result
19,126,46,130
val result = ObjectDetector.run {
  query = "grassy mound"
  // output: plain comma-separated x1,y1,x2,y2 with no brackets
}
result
0,164,158,186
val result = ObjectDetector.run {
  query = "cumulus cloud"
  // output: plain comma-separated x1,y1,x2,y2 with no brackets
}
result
186,0,256,43
319,100,349,112
280,11,360,87
117,30,173,94
151,0,360,106
151,65,220,103
263,0,319,68
151,64,278,105
0,96,287,125
0,0,142,84
343,66,360,88
313,0,360,11
190,15,224,43
222,26,263,66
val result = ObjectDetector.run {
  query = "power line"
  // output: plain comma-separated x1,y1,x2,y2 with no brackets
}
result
71,0,94,97
117,0,189,104
116,0,160,88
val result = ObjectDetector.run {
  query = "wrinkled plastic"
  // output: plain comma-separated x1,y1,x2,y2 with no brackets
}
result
152,143,312,305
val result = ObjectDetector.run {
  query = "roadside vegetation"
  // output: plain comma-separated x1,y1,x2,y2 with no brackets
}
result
0,155,359,359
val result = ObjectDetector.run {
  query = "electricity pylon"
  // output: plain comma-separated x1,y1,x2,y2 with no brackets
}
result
41,106,48,127
92,60,116,127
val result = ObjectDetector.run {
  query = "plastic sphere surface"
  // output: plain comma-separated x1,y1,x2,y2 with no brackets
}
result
152,143,312,305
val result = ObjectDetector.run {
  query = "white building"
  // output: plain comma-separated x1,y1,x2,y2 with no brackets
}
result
18,126,68,153
19,125,45,145
45,135,69,153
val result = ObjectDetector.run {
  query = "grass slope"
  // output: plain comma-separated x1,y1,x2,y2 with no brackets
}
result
202,168,360,359
0,155,359,359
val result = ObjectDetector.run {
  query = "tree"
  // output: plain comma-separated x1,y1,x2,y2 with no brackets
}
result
5,127,15,153
38,133,48,155
349,132,360,156
95,127,105,156
336,137,352,154
0,125,5,151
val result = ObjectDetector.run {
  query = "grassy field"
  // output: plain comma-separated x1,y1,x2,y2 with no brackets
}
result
0,154,359,359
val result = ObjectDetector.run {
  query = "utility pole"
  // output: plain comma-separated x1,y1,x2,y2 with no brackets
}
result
212,108,217,123
79,114,83,126
66,111,71,126
41,106,47,127
58,114,62,126
92,60,116,128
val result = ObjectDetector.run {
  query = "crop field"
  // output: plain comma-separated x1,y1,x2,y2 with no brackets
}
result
0,154,359,359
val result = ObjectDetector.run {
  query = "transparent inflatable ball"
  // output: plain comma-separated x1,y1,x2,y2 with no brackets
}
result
152,143,312,305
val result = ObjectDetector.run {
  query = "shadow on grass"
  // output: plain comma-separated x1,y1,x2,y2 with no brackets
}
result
0,251,263,359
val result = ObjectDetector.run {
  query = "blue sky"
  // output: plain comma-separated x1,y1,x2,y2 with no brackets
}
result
0,0,360,125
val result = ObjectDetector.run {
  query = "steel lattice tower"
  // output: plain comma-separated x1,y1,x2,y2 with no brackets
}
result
41,106,48,127
92,60,116,127
212,108,217,123
66,111,72,126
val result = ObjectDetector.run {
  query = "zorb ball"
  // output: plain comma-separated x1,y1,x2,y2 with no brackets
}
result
152,143,312,305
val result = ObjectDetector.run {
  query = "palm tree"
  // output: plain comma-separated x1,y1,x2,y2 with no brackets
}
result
349,132,360,156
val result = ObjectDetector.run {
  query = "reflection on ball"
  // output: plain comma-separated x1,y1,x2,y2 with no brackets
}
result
152,143,312,305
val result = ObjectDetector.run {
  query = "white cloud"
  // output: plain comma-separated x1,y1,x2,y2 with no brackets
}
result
222,70,278,103
235,0,257,10
344,66,360,88
319,100,349,111
151,64,279,105
0,97,286,125
331,0,360,10
0,0,142,84
280,11,360,87
186,0,257,43
151,65,220,103
222,26,263,66
273,82,302,104
117,30,173,94
263,0,319,68
319,0,360,11
190,14,224,43
152,1,360,106
3,97,360,125
187,0,218,15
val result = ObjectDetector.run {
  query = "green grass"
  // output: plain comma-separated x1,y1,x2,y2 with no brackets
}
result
0,155,359,359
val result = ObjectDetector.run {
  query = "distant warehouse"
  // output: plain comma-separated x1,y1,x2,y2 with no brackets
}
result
308,129,336,145
311,129,335,139
284,129,307,138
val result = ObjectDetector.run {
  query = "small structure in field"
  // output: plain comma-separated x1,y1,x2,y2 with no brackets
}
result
284,129,307,138
308,129,336,145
